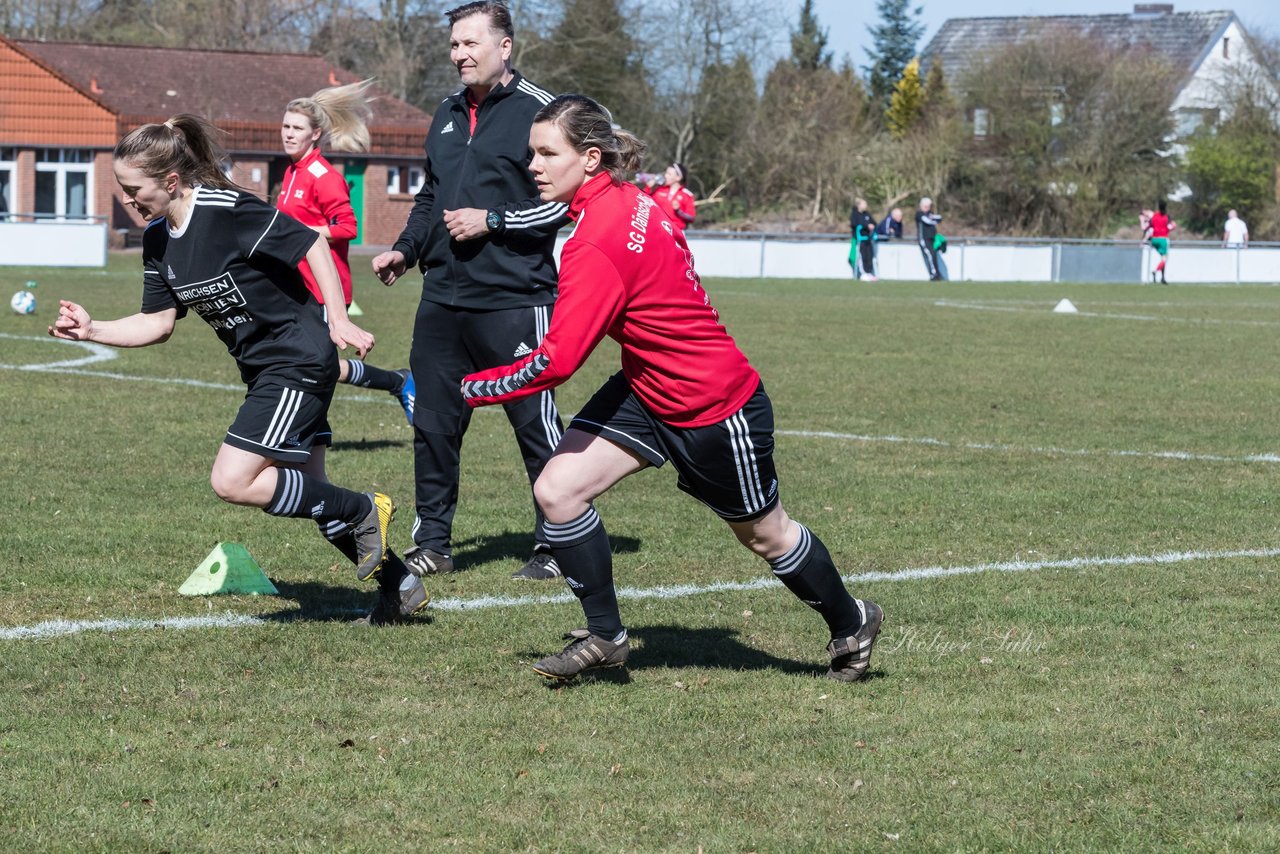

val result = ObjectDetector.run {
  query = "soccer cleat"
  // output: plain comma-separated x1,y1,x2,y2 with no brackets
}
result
512,549,561,580
826,599,884,682
404,545,456,577
532,628,630,681
352,492,395,582
351,572,430,626
392,369,415,425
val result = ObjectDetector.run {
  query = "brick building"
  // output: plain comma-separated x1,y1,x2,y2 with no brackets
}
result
0,36,432,247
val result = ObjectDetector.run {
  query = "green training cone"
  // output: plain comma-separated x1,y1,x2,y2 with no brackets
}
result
347,300,364,316
179,542,278,596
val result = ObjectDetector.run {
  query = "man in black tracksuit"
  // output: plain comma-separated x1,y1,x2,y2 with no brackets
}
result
916,197,944,281
372,1,569,581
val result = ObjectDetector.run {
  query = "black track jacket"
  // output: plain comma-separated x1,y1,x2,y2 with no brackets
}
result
392,73,569,310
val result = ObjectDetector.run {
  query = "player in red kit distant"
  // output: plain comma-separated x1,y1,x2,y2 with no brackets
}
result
461,94,883,683
277,80,415,427
1143,200,1175,284
641,162,696,232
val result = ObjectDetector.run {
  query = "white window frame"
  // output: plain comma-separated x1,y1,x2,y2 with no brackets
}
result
973,107,991,138
408,166,425,194
35,148,94,220
0,147,16,221
386,165,401,194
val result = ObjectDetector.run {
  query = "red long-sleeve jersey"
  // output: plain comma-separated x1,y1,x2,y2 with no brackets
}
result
644,183,696,232
461,174,757,428
276,148,357,305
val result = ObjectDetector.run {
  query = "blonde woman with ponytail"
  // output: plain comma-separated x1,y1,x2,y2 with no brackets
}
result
461,94,884,683
49,115,425,617
278,80,416,437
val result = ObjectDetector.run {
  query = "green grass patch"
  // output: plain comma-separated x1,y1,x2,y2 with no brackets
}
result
2,257,1279,849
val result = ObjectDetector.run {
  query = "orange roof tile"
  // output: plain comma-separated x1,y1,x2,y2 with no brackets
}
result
5,37,430,155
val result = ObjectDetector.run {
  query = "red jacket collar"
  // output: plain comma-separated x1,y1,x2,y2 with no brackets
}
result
292,147,322,169
567,173,614,221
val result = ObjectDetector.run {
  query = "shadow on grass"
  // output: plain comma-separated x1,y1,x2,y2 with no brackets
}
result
528,624,887,689
449,530,641,568
329,438,408,452
258,578,432,628
631,624,817,676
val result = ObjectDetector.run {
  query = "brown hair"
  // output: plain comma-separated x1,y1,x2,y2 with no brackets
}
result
113,114,238,191
285,79,374,154
446,1,513,38
533,94,646,183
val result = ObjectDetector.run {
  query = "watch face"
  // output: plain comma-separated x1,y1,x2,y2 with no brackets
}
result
486,211,501,231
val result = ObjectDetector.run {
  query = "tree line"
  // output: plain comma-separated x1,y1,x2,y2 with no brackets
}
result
5,0,1278,237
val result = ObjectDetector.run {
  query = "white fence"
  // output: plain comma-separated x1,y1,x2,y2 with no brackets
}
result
551,232,1280,284
1,219,109,267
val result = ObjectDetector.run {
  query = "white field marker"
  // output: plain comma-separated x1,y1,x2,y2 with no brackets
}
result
3,545,1277,641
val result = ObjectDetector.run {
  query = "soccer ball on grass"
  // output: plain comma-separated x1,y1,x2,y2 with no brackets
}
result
10,290,37,315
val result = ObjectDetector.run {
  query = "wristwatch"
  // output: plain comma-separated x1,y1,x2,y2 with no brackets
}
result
485,209,503,233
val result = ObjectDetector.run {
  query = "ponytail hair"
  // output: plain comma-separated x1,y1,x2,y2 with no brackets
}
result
533,94,646,184
286,79,374,153
114,114,238,191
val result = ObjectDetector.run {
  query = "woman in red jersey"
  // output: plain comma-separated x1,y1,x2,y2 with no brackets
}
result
461,94,883,683
278,81,415,426
641,161,696,232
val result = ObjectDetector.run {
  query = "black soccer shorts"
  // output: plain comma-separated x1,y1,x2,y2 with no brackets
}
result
223,375,334,463
570,372,780,522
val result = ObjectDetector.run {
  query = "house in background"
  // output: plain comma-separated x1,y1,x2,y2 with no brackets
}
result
0,36,432,246
921,4,1279,143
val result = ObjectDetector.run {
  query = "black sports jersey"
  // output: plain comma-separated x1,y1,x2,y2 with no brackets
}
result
140,186,336,386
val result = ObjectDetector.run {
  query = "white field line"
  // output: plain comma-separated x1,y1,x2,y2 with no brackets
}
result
778,429,1280,465
6,335,1279,462
3,545,1278,642
934,299,1280,327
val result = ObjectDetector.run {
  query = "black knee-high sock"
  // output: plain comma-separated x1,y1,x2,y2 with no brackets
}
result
769,523,862,638
265,468,370,525
543,507,624,641
317,518,359,563
343,360,404,392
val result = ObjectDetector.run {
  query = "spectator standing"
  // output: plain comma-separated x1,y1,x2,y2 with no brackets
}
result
1223,209,1249,248
642,162,696,233
460,94,883,683
278,81,415,427
915,197,944,281
371,1,569,581
848,198,877,281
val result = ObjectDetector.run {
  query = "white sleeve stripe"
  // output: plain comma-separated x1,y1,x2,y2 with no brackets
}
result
516,79,554,104
505,202,566,223
144,270,161,276
505,208,566,229
248,209,281,257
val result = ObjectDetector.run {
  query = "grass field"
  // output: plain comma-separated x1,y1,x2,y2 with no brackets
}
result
2,254,1279,851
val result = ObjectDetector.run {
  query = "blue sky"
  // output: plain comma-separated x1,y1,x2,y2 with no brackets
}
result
801,0,1275,70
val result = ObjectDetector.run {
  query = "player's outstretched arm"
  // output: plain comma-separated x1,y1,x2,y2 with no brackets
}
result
48,300,176,348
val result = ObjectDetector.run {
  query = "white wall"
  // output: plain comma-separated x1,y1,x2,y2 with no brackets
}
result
555,233,1280,284
0,222,108,267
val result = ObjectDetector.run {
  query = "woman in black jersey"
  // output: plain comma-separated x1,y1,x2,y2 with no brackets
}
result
49,114,422,615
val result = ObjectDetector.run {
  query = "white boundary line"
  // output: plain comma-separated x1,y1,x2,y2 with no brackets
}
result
934,298,1280,327
778,429,1280,465
3,545,1277,641
7,336,1280,464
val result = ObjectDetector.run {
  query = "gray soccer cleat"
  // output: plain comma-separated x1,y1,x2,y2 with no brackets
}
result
826,599,884,682
532,628,630,681
352,493,395,582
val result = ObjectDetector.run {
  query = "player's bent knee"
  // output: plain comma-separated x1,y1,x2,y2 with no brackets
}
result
209,467,252,505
